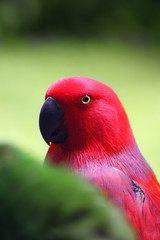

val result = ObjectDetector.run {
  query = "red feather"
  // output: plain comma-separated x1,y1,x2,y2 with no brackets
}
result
44,76,160,240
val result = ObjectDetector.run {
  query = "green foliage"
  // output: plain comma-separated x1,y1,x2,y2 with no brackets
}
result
0,0,160,41
0,143,135,240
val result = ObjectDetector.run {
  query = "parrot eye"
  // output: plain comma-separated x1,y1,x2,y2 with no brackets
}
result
81,95,91,105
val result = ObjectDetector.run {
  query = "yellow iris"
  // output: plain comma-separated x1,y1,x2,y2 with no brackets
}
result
81,95,91,105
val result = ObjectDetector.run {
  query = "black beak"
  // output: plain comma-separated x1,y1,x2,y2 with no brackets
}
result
39,97,67,145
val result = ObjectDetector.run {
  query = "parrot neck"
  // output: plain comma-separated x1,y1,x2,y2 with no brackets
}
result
46,141,154,182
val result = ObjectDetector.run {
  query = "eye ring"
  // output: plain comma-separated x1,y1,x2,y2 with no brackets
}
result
81,95,91,105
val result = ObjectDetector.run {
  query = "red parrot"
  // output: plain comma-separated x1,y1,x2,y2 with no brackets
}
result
39,76,160,240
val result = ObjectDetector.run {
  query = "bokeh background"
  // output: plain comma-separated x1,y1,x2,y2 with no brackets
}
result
0,0,160,178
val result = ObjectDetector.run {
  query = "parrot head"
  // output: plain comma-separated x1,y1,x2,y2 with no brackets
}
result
39,77,135,158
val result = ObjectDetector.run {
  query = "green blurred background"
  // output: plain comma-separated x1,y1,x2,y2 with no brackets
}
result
0,1,160,178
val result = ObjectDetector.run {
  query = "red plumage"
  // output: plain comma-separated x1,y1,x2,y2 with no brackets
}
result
41,76,160,239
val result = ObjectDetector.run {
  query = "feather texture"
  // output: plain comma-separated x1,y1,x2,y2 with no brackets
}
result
42,76,160,240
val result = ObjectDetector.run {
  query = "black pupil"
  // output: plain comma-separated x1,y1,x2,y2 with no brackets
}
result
83,96,89,102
